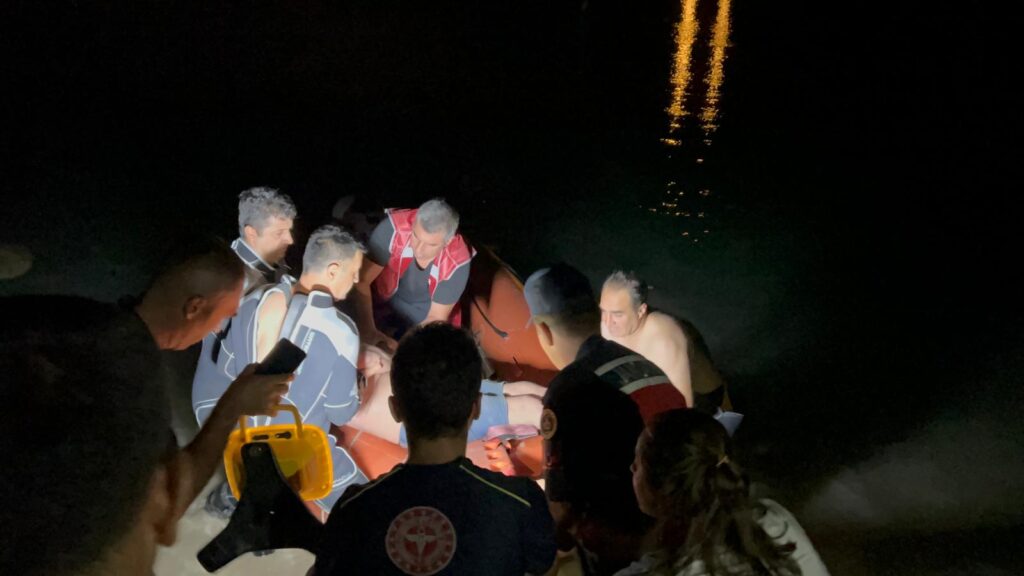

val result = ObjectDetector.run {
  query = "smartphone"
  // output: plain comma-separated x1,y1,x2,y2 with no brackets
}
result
255,339,307,375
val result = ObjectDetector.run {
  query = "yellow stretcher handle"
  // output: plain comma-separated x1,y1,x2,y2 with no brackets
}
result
238,404,303,439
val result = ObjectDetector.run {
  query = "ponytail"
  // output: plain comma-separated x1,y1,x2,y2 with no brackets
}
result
641,411,800,575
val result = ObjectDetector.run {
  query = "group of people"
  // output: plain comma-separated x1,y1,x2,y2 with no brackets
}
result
2,187,829,576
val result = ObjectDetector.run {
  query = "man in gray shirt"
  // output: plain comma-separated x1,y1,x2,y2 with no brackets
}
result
353,199,473,351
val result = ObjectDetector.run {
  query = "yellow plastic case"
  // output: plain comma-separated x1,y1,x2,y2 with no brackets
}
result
223,405,333,501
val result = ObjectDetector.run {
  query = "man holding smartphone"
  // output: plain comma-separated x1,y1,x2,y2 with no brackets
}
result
130,239,294,523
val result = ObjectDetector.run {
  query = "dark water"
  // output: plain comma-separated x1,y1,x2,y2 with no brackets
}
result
1,1,1019,573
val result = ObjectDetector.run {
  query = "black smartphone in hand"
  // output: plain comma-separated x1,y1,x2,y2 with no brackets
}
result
255,339,307,375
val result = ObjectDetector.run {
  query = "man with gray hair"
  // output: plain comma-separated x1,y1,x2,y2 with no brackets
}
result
352,198,474,352
194,224,369,517
599,270,728,411
192,187,296,404
189,187,298,518
233,186,298,293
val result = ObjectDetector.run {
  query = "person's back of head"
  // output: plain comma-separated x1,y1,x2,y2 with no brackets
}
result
0,296,179,576
145,235,244,296
301,225,365,301
544,364,648,532
637,409,800,575
524,263,600,366
138,236,245,349
390,322,482,440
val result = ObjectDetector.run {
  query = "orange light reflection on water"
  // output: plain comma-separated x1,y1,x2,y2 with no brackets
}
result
654,0,733,243
700,0,732,134
665,0,700,136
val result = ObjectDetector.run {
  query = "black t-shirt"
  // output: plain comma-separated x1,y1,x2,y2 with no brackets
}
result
314,457,556,576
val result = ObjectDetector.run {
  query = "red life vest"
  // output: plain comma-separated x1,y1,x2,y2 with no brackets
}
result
372,208,475,326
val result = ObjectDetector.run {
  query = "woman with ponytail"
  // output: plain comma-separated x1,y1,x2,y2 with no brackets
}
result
615,409,829,576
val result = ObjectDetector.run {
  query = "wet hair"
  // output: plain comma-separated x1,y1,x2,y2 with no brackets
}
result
391,322,482,440
639,410,800,575
302,225,365,273
603,270,649,310
145,235,244,298
238,186,298,236
415,198,460,241
0,296,172,576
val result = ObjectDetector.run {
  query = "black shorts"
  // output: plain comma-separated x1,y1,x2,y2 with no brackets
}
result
693,385,725,414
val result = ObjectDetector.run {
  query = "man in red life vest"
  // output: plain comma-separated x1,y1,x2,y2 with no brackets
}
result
352,198,474,352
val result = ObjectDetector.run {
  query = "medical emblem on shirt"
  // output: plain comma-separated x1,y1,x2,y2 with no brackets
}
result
385,506,457,575
540,408,558,440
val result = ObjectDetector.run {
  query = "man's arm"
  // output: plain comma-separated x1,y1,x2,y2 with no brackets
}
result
420,301,455,325
255,291,287,362
176,365,292,519
353,257,389,334
354,267,399,354
420,262,470,325
355,218,399,351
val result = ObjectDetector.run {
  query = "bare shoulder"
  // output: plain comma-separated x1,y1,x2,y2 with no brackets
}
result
646,311,688,345
261,290,287,314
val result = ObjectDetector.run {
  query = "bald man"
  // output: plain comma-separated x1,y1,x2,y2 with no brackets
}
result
132,238,293,519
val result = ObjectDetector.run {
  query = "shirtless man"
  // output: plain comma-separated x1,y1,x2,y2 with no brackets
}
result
599,270,727,413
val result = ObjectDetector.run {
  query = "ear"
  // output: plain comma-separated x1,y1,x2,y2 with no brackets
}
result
469,394,482,423
536,322,554,347
638,303,648,318
183,295,205,321
243,224,259,244
388,395,404,424
326,261,341,280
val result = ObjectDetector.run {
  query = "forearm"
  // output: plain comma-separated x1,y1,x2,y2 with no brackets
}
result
419,302,455,326
180,396,242,517
353,287,378,338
